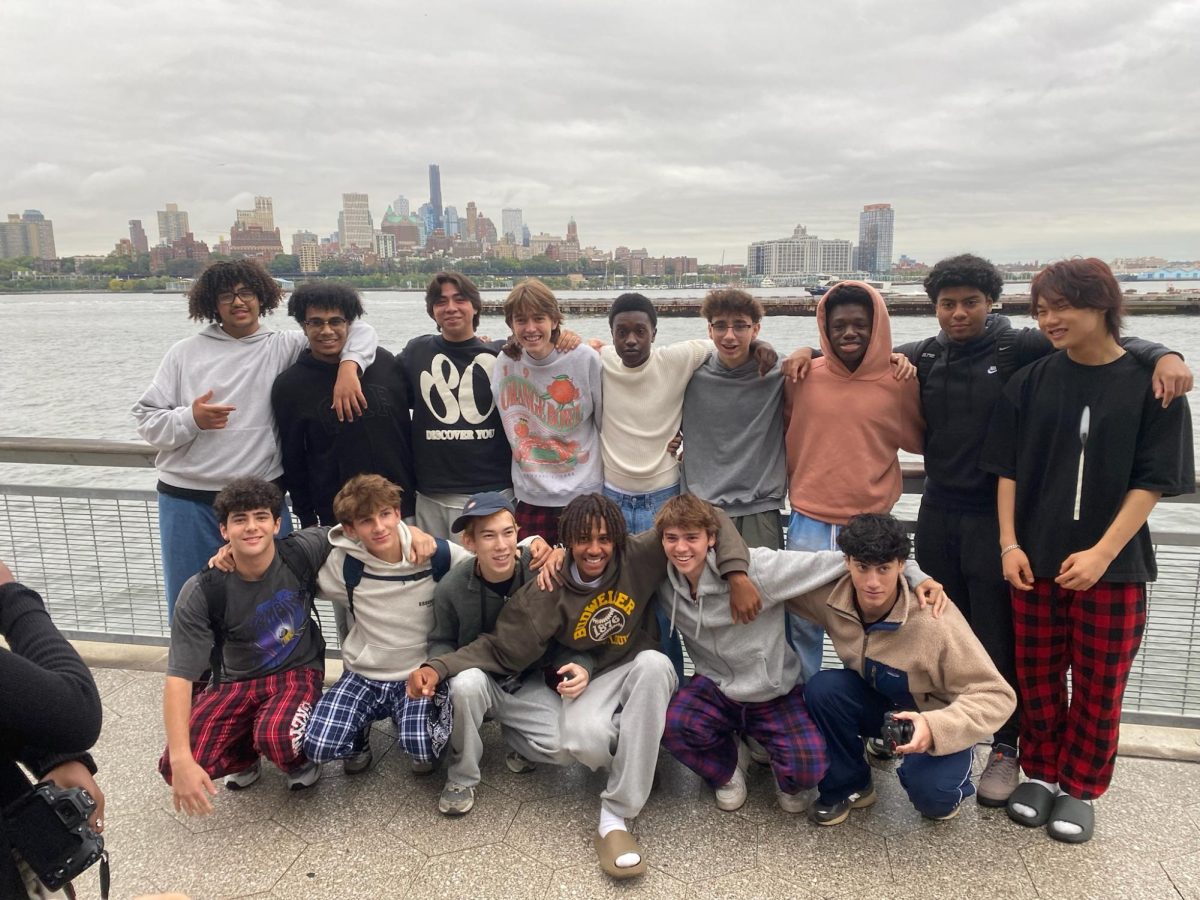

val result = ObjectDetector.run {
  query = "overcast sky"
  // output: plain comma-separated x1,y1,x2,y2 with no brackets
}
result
4,0,1198,263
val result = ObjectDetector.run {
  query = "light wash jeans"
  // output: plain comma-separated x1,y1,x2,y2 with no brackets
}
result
785,510,840,682
158,491,292,620
603,483,684,679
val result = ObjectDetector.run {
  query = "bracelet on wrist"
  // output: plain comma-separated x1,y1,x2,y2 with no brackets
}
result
1000,543,1021,557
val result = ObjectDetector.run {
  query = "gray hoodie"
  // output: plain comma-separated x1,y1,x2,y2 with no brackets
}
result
132,322,376,491
659,547,927,702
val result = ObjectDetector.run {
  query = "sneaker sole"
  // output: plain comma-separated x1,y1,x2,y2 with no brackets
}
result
811,789,876,825
715,794,747,812
505,758,537,775
976,792,1012,808
438,798,475,816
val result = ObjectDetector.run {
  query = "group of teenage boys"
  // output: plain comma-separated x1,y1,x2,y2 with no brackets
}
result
136,252,1193,879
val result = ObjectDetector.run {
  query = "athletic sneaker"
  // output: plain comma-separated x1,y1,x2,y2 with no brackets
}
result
977,743,1020,807
715,740,751,811
776,789,807,814
505,751,537,774
411,757,436,775
744,736,770,766
438,782,476,816
343,747,373,776
927,804,961,821
808,783,877,826
865,737,896,761
286,761,322,791
225,760,261,790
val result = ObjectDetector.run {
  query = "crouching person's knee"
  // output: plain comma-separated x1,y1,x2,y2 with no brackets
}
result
448,667,492,708
898,750,974,819
630,650,678,694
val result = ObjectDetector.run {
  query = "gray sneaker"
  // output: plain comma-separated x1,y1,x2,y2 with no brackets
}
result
505,751,537,774
286,761,322,791
343,746,373,776
411,756,436,775
977,743,1020,807
438,782,476,815
225,759,261,791
865,737,896,761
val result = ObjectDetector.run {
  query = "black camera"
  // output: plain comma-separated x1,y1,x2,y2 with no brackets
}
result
880,711,915,750
2,781,105,892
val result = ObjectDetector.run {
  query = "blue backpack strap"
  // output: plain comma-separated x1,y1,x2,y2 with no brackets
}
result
431,539,452,582
342,554,366,619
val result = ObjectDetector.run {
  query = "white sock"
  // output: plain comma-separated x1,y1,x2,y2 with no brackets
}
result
1010,779,1059,819
598,805,640,868
1049,796,1093,836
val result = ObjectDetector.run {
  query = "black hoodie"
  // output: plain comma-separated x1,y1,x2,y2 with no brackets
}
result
898,315,1173,513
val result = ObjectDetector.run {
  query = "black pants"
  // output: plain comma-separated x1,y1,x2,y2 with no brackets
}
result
914,502,1019,747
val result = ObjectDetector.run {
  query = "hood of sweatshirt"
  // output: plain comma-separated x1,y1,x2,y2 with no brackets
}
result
197,322,276,344
326,520,421,573
816,282,894,380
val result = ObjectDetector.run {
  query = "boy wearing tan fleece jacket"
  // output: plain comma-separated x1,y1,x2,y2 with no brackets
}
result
795,513,1015,826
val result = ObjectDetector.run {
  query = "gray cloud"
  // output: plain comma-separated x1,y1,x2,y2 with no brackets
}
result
3,0,1197,262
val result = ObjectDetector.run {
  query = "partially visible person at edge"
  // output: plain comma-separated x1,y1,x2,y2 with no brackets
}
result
398,271,579,543
781,282,923,682
598,292,776,679
133,259,376,618
888,252,1191,808
271,281,414,652
406,492,762,881
981,258,1193,844
491,279,603,546
0,560,105,898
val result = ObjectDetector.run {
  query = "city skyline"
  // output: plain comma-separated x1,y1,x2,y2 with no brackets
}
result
3,2,1198,262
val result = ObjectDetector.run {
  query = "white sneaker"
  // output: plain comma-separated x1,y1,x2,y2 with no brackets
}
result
715,740,751,811
505,751,537,774
777,789,806,814
744,736,770,766
286,761,322,790
225,760,261,790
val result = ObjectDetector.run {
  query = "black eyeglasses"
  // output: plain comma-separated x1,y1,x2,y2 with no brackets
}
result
710,322,754,334
303,317,348,329
217,288,257,305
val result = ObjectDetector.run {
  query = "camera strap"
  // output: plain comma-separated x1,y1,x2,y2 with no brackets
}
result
59,850,108,900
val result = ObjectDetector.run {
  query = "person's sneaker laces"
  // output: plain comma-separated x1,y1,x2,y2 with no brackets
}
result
865,737,896,761
808,783,877,826
977,743,1019,807
505,751,537,774
286,761,322,790
438,782,476,815
224,759,261,791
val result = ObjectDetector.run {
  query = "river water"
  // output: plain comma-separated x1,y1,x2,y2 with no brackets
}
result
2,287,1198,530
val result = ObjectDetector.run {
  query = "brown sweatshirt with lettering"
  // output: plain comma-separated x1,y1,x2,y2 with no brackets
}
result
426,512,750,681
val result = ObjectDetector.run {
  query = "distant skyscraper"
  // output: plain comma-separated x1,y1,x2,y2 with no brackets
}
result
235,196,275,231
157,203,189,246
418,203,437,239
501,208,523,243
428,165,443,230
566,217,578,244
444,206,459,238
394,195,410,217
129,219,149,255
746,224,853,277
465,201,478,240
0,210,56,260
339,193,375,249
521,224,531,247
857,203,894,277
291,230,318,256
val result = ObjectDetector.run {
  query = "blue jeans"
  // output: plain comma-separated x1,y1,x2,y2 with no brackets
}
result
805,668,975,817
158,491,293,620
603,483,684,679
785,511,839,681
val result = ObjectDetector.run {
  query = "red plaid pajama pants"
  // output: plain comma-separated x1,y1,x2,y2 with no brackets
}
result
1011,578,1145,800
515,500,564,547
159,667,323,782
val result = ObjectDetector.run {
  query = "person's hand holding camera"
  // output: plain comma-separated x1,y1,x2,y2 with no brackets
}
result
44,760,106,833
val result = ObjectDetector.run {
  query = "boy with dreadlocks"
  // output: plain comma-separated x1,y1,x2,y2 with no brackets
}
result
408,492,759,881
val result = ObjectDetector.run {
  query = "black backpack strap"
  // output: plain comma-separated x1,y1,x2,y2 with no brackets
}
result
914,336,941,386
342,554,366,619
197,568,227,686
431,539,452,582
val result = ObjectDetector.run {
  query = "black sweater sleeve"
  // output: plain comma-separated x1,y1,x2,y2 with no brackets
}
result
0,583,103,761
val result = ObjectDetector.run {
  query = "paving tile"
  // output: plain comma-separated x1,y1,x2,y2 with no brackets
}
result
266,828,426,899
1190,802,1200,832
1107,754,1200,807
633,799,760,884
387,778,520,856
758,820,894,898
885,824,1039,899
271,767,412,841
102,670,167,728
164,820,307,899
407,843,551,899
1079,783,1200,860
90,664,135,697
505,793,601,869
547,863,687,898
1163,848,1200,900
687,868,821,899
476,721,600,802
1019,839,1184,900
163,768,291,835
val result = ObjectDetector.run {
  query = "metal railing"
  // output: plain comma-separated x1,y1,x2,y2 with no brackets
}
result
1,437,1198,727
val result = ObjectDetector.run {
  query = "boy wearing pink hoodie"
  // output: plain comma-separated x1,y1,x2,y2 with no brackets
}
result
782,283,924,680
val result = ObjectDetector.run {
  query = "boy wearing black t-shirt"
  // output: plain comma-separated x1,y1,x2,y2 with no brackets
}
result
981,258,1194,844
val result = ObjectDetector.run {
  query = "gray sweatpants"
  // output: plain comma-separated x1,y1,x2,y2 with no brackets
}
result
446,667,570,788
559,650,678,820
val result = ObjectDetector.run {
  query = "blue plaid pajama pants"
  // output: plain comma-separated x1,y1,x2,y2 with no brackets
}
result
302,669,450,764
662,673,829,794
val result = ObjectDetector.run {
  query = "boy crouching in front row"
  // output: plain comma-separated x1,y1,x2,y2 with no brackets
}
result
799,514,1016,825
655,495,941,814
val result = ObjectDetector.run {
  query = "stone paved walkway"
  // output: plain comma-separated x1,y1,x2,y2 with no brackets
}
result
73,666,1200,900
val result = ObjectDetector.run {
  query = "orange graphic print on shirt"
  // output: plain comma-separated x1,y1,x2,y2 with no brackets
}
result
497,370,590,473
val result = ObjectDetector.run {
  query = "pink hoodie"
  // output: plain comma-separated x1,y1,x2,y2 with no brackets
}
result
783,282,924,524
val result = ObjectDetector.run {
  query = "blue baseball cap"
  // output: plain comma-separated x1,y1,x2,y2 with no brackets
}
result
450,492,517,533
